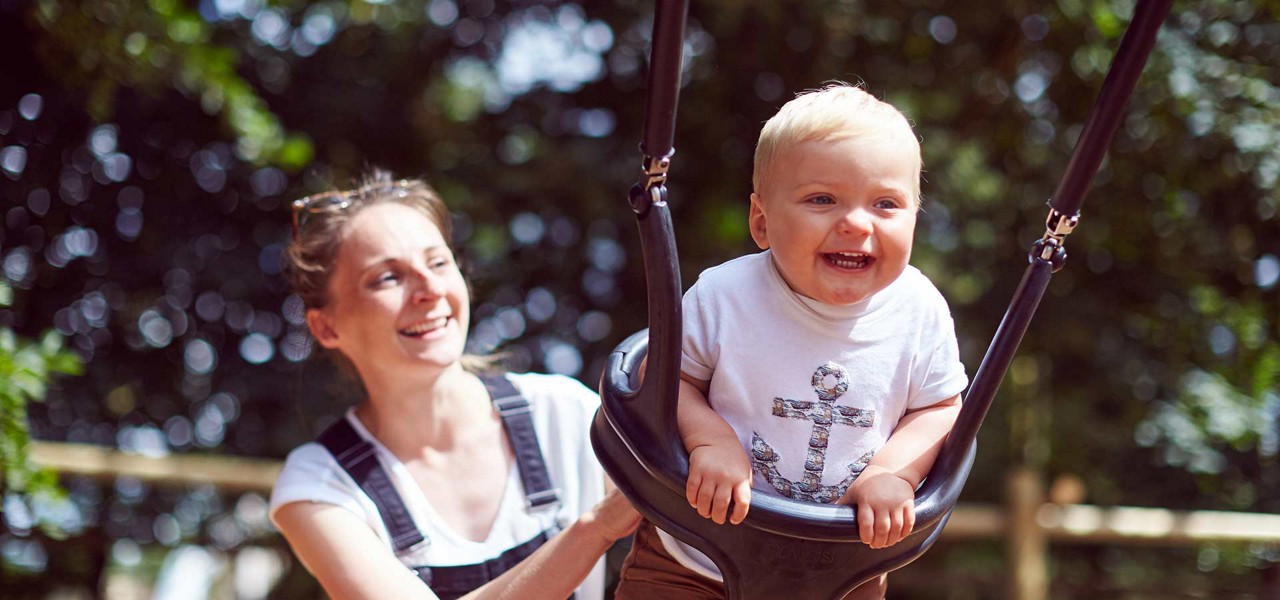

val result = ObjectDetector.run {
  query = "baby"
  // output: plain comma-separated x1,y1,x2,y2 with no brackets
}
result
615,83,969,600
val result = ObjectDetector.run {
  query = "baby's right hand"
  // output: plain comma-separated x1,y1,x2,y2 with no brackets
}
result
686,443,752,524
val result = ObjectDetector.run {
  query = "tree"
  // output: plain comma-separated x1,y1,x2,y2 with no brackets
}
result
2,0,1276,596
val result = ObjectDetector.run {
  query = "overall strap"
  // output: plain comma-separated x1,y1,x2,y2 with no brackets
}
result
412,530,573,600
479,374,561,509
316,418,426,553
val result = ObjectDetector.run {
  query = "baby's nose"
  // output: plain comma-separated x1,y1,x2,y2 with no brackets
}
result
838,209,874,233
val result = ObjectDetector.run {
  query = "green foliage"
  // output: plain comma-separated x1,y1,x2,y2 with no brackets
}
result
0,325,83,497
27,0,311,167
3,0,1279,594
1135,369,1277,478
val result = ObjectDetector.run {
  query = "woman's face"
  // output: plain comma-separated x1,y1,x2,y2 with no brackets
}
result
306,202,469,379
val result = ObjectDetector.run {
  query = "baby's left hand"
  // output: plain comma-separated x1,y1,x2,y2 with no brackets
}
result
838,465,916,548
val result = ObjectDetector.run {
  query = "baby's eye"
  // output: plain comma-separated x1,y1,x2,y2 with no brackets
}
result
874,198,903,210
808,195,836,205
374,271,401,285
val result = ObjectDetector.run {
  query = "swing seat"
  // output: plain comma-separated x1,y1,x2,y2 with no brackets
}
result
592,0,1169,596
592,331,976,599
591,186,982,599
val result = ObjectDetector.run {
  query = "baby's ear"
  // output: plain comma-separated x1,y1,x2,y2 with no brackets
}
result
306,308,341,349
748,193,770,250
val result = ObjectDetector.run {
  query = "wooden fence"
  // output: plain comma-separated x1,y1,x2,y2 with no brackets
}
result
30,442,1280,599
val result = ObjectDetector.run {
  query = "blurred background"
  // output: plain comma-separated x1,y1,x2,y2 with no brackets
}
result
1,0,1278,598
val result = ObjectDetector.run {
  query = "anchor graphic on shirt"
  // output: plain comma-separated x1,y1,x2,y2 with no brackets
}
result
751,362,877,504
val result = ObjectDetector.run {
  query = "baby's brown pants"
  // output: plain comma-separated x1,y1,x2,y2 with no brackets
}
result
614,521,888,600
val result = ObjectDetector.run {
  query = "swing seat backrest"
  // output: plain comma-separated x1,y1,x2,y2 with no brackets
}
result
593,329,976,599
591,193,977,600
593,0,1170,596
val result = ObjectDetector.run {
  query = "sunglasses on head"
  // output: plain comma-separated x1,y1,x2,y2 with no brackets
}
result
290,179,414,240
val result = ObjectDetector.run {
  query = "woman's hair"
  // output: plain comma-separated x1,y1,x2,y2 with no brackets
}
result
286,169,452,311
753,81,922,200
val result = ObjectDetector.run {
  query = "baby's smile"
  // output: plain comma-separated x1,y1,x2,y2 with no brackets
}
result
823,252,873,270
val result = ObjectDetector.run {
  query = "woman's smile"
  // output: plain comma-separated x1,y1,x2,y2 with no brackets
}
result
398,315,454,338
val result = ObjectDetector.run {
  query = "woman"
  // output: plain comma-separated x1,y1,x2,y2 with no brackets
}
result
270,172,640,600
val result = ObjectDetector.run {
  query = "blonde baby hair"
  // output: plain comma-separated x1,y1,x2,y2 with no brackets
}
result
753,82,922,201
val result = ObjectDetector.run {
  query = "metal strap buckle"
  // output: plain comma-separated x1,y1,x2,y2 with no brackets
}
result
525,488,561,509
493,395,531,417
396,534,432,556
1044,208,1080,237
642,154,672,190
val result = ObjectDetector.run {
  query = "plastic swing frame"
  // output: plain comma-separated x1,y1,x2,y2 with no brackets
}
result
591,1,1173,597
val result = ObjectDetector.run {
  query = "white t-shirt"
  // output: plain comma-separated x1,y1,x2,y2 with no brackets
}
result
659,251,969,580
269,372,607,600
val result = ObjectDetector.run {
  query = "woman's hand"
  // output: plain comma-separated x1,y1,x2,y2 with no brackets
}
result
580,487,642,544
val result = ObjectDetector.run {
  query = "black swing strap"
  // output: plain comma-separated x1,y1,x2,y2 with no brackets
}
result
934,0,1173,477
593,1,1172,598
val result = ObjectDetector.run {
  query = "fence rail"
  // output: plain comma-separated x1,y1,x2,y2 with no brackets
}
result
29,442,1280,599
31,441,281,492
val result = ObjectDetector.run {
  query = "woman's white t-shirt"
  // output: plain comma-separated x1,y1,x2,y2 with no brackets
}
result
269,372,607,600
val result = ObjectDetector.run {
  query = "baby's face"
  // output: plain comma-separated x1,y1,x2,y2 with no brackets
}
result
749,131,919,305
